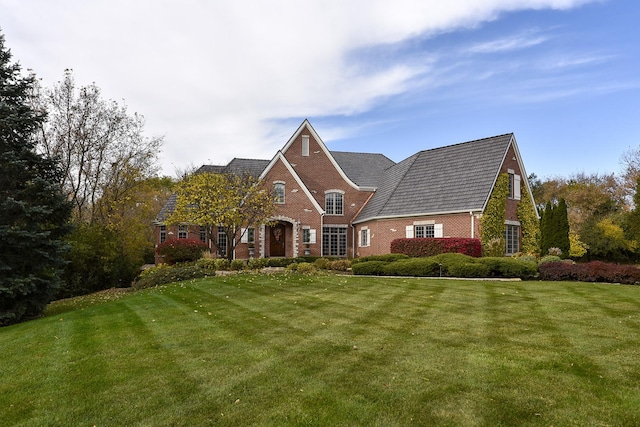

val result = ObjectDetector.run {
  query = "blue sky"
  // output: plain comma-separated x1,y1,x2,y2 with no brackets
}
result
2,0,638,179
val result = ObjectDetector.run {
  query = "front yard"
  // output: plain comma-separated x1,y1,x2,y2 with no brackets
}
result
2,274,640,426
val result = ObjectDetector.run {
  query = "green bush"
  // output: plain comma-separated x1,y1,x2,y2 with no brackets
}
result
448,262,490,278
295,262,317,274
539,255,562,265
211,258,228,270
329,260,351,271
352,254,409,264
133,264,211,289
265,258,297,268
351,261,388,275
230,259,247,271
195,258,218,271
383,258,440,277
247,258,269,270
430,253,475,275
475,257,536,278
314,258,332,270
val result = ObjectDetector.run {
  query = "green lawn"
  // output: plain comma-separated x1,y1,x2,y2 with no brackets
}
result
2,274,640,426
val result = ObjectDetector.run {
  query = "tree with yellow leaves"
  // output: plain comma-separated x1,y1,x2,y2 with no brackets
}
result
168,172,276,260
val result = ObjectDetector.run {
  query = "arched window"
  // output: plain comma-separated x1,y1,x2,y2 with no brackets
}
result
274,182,285,204
325,191,344,215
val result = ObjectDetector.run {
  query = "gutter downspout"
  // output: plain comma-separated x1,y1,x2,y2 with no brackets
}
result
470,211,475,238
320,213,325,257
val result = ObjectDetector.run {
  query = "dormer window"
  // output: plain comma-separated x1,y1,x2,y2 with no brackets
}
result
325,190,344,215
274,182,285,204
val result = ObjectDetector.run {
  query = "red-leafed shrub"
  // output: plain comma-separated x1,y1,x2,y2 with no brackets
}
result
390,238,482,258
156,238,208,264
539,260,640,285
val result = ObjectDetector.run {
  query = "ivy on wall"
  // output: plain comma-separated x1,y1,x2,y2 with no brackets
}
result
481,173,508,256
517,188,541,255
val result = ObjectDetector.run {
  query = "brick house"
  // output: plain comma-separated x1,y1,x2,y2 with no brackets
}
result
155,120,536,261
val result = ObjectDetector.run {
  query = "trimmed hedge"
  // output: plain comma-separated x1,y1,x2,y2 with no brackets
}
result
382,258,441,277
351,261,388,276
351,252,537,279
539,261,640,285
390,238,482,257
351,254,409,265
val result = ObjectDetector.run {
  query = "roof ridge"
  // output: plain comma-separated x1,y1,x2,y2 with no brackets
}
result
416,133,513,155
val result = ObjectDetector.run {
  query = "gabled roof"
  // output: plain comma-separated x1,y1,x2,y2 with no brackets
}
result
354,133,515,223
331,151,396,188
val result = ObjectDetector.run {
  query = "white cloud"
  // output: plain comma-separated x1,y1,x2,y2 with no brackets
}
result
0,0,598,174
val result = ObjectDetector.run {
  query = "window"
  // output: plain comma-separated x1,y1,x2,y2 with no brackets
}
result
199,226,207,242
360,228,370,247
302,228,316,244
302,135,309,156
159,225,166,243
241,227,255,244
323,227,347,257
217,228,227,257
178,225,188,239
508,171,521,200
325,191,343,215
406,223,443,238
505,224,520,255
415,224,434,238
274,182,285,204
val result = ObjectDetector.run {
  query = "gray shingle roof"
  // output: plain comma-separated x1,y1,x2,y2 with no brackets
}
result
330,151,396,188
354,134,514,223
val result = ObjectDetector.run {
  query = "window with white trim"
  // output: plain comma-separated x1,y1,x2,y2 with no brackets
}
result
415,224,434,238
360,228,370,247
274,182,285,204
406,223,443,238
302,228,316,244
302,135,309,156
505,224,520,255
199,226,207,242
323,226,347,257
217,227,227,257
325,192,343,215
178,225,188,239
159,225,166,243
508,171,521,200
241,227,255,244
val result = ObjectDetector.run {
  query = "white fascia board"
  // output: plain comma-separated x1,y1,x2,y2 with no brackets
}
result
352,209,483,225
261,152,324,214
509,135,540,218
281,119,362,191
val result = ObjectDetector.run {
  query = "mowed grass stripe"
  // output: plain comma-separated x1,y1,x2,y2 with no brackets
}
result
2,275,640,426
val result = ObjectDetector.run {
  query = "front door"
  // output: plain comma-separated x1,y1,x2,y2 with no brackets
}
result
270,224,286,257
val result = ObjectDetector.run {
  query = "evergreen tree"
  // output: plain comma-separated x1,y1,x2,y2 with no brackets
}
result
555,198,570,257
540,200,553,255
0,32,71,325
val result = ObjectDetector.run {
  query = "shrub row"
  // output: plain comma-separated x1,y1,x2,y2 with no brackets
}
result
390,238,483,258
352,253,537,279
538,260,640,285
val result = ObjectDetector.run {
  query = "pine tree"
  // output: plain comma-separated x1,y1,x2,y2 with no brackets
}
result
555,198,570,257
0,32,71,325
540,200,553,255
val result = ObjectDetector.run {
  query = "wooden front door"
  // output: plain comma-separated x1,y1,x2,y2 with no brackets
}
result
270,224,286,257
